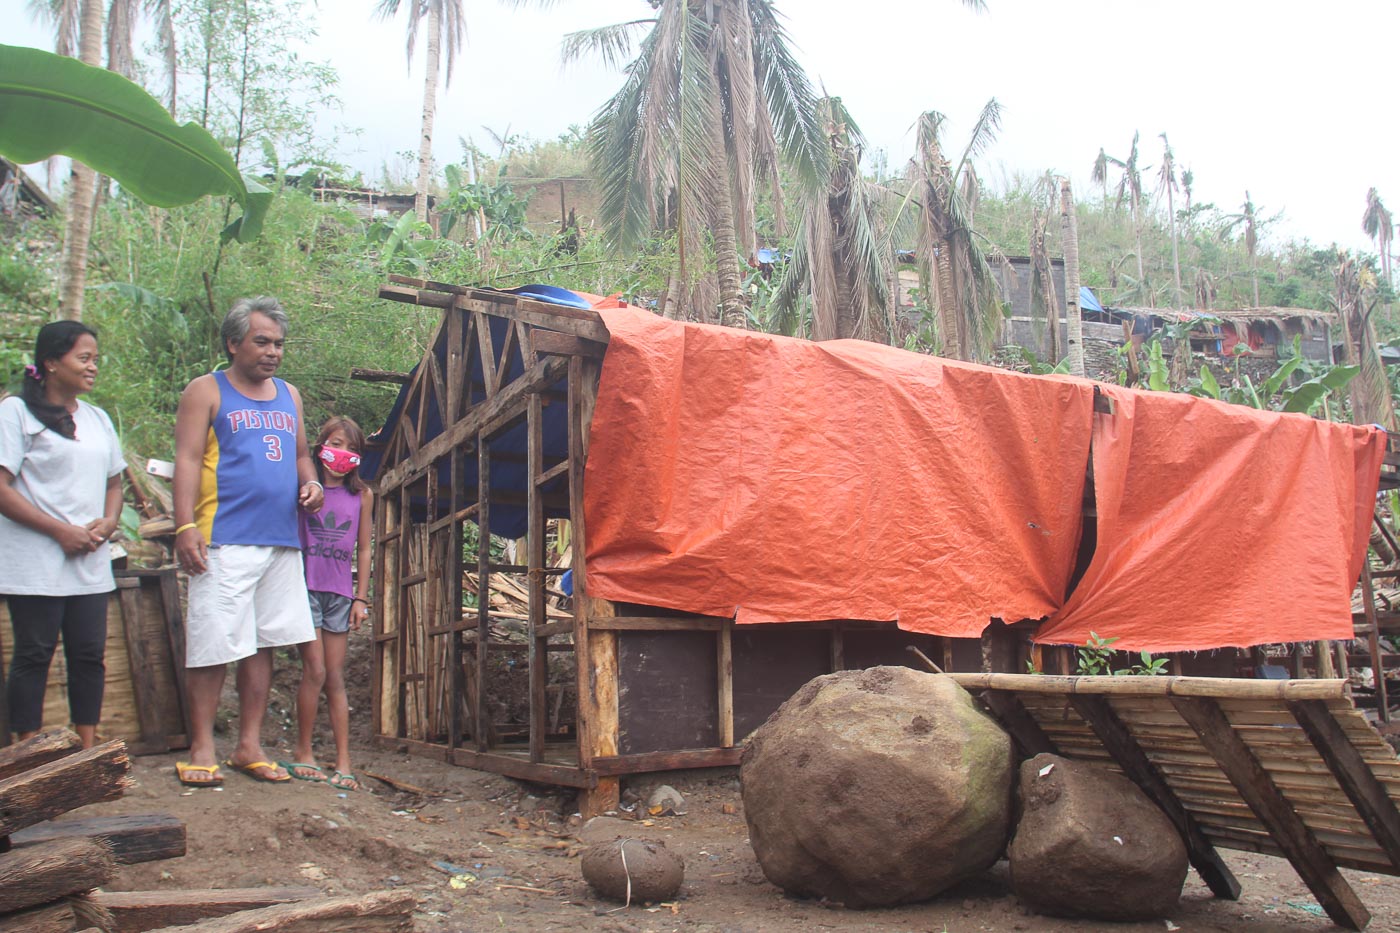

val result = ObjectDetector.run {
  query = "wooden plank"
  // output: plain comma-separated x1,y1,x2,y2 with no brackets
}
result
147,890,417,932
446,305,464,422
448,746,594,788
1289,699,1400,873
12,813,185,865
530,330,607,359
0,740,129,837
492,320,520,396
375,355,569,493
1361,563,1389,722
591,746,745,777
156,571,191,744
447,446,464,751
118,585,165,751
951,673,1348,700
349,367,410,385
475,311,498,399
528,391,547,764
460,295,610,343
978,690,1059,758
830,625,845,672
0,836,116,914
0,896,103,933
0,729,81,781
1069,694,1240,899
1172,696,1370,930
89,887,320,933
718,621,734,748
378,283,454,308
588,616,727,632
424,350,448,426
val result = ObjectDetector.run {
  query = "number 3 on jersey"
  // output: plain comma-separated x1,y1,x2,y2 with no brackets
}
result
263,434,283,461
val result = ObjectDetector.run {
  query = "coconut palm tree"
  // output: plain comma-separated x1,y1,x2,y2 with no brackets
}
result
1333,251,1395,430
899,100,1006,361
1101,132,1148,304
1157,132,1181,306
375,0,466,223
1362,187,1393,288
29,0,103,319
1090,147,1111,206
1059,178,1084,375
1222,192,1263,308
772,97,891,342
559,0,829,326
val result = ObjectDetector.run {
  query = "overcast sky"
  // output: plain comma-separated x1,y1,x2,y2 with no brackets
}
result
9,0,1398,252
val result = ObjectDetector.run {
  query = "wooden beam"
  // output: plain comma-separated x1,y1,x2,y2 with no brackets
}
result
461,295,609,343
0,836,116,914
527,391,548,763
0,896,106,933
87,886,320,931
375,355,569,493
977,690,1059,759
949,673,1347,700
447,446,464,751
587,615,727,631
155,890,417,932
0,741,129,837
591,746,745,777
1069,694,1240,900
475,440,491,753
1289,699,1400,873
0,730,81,782
11,813,185,865
349,367,410,385
1172,696,1369,930
531,330,607,359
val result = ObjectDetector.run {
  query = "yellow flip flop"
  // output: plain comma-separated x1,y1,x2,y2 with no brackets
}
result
174,761,224,786
224,759,291,783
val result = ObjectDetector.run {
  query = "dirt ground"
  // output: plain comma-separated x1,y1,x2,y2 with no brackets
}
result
75,629,1400,932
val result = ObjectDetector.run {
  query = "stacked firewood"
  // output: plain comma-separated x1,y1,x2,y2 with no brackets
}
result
0,730,416,932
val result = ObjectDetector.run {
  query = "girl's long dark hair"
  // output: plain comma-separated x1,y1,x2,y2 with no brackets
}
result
22,321,97,439
312,416,366,493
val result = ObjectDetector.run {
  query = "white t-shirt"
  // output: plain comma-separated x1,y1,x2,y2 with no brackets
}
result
0,396,127,596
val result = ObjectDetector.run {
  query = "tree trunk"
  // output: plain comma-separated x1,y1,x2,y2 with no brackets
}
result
1060,179,1085,376
415,6,441,225
708,97,746,328
58,0,104,320
1132,199,1147,305
1166,182,1181,305
934,237,960,358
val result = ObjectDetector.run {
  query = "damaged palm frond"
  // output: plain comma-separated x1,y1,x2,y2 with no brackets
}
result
772,96,891,342
1332,252,1396,430
560,20,657,70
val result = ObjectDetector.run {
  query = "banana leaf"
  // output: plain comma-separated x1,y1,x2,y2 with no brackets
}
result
0,44,269,242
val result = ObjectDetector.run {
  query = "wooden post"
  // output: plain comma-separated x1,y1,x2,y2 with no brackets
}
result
718,620,734,748
1172,696,1369,930
0,741,130,837
1069,694,1240,899
447,447,464,750
0,730,81,782
476,440,492,753
395,484,411,737
569,356,619,816
1360,563,1389,721
0,837,117,914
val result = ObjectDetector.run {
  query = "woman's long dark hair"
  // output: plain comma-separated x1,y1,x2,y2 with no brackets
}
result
312,416,367,494
22,321,97,439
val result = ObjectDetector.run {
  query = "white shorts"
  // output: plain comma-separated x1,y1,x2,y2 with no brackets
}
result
186,545,315,667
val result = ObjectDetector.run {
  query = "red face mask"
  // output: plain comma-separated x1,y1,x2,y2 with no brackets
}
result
319,445,361,476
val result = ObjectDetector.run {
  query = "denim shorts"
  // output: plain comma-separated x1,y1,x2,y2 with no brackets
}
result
308,590,352,634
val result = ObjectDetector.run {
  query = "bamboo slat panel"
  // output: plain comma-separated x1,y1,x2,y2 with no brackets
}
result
952,673,1400,876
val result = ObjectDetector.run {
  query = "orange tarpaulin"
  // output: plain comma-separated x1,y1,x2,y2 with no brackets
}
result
1033,385,1386,651
583,309,1095,636
581,310,1385,650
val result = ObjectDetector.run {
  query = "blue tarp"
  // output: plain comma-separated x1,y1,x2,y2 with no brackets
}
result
1079,286,1104,314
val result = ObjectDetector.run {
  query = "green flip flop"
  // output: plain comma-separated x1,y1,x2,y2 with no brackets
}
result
279,760,328,783
328,770,361,792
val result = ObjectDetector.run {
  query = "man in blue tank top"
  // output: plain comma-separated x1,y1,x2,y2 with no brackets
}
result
171,297,325,786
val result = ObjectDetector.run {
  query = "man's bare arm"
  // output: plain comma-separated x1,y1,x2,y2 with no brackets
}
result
173,375,217,573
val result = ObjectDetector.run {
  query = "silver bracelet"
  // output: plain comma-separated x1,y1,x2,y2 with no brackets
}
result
303,480,324,492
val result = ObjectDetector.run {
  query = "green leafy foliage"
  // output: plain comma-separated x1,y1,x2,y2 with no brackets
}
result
0,44,270,242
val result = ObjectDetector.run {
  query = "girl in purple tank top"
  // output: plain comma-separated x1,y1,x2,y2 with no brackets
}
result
283,417,372,791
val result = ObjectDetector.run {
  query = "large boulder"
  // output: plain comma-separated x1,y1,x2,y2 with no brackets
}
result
1008,753,1188,920
740,666,1014,908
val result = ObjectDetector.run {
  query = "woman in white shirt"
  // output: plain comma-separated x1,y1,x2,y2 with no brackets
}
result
0,321,125,748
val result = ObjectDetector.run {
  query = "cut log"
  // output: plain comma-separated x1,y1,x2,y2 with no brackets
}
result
145,891,417,932
0,836,117,914
87,887,321,933
0,741,130,838
12,814,185,865
0,729,82,781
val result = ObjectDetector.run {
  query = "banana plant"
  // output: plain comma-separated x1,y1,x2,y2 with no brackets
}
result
0,44,269,242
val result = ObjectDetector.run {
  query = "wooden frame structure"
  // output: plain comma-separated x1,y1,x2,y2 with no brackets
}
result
367,279,950,814
954,673,1400,930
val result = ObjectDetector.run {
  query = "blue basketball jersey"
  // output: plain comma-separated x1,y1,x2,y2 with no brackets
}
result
194,371,301,547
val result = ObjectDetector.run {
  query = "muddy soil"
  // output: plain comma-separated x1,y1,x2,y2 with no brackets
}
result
75,628,1400,932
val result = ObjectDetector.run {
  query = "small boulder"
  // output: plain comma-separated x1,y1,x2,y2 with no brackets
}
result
1008,753,1188,920
647,784,685,814
741,667,1014,908
581,838,684,903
